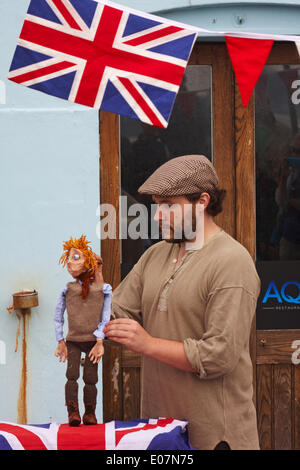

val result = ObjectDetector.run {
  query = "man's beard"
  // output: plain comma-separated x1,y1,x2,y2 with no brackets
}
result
159,210,198,244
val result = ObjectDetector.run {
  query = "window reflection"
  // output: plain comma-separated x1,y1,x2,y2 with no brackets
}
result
120,65,212,277
255,65,300,261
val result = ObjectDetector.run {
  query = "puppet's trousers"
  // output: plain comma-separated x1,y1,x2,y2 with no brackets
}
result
65,341,98,405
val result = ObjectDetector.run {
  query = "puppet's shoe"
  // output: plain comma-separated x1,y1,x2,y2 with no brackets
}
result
67,401,81,427
83,404,97,425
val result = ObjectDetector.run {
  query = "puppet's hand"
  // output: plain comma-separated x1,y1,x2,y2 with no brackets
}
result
54,340,68,362
93,254,104,285
88,340,104,364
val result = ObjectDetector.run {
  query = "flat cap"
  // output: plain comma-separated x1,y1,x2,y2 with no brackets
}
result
138,154,219,196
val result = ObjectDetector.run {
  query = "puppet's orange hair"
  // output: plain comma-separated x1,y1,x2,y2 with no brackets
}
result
59,235,99,299
59,234,97,275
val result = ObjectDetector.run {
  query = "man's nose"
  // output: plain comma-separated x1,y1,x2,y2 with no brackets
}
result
153,205,163,222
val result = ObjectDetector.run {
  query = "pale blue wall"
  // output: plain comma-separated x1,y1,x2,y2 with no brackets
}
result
0,0,300,426
0,0,100,424
118,0,300,35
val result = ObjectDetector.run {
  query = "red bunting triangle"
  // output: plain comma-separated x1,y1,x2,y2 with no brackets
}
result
225,36,274,107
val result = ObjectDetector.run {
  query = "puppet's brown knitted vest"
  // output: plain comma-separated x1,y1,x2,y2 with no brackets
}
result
65,281,104,342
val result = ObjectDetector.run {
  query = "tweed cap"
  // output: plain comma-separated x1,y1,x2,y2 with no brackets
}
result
138,154,219,196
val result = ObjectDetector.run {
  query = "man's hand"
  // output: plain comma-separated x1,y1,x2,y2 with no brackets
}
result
105,320,196,373
88,340,105,364
55,340,68,362
103,319,153,355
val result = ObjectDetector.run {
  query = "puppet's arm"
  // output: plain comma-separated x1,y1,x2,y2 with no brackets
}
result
89,283,112,364
54,287,68,362
93,283,112,338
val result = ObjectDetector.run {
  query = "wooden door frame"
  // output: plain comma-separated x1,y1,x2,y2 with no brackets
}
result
99,42,300,432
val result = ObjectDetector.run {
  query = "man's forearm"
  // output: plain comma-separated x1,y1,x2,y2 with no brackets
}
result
104,318,196,373
146,337,196,373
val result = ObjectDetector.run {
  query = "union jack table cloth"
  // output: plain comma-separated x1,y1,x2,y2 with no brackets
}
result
0,418,195,450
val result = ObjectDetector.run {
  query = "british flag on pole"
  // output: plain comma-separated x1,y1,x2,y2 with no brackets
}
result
8,0,198,128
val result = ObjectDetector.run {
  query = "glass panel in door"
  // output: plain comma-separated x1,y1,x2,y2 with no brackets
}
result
120,65,212,278
255,65,300,329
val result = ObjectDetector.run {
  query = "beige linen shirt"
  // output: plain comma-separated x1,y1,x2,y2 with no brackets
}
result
111,230,261,450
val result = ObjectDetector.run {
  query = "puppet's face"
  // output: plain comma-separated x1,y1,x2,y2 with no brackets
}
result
67,248,86,278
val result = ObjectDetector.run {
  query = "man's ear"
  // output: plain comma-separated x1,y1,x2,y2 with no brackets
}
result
198,192,210,209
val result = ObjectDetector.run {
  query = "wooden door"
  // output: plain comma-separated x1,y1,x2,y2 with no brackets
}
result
99,40,300,448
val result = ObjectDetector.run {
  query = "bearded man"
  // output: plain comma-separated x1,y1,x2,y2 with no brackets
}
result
103,155,261,450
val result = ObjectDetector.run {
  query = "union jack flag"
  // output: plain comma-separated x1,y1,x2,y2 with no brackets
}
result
0,418,194,450
8,0,197,128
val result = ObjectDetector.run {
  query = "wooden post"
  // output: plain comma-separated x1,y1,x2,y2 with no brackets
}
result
234,79,257,408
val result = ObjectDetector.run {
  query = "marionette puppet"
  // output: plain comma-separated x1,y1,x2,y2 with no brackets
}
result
54,235,112,426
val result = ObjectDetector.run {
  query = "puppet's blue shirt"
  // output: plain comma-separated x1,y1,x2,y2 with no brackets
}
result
54,282,112,341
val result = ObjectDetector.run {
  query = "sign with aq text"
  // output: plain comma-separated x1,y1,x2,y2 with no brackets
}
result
256,261,300,330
